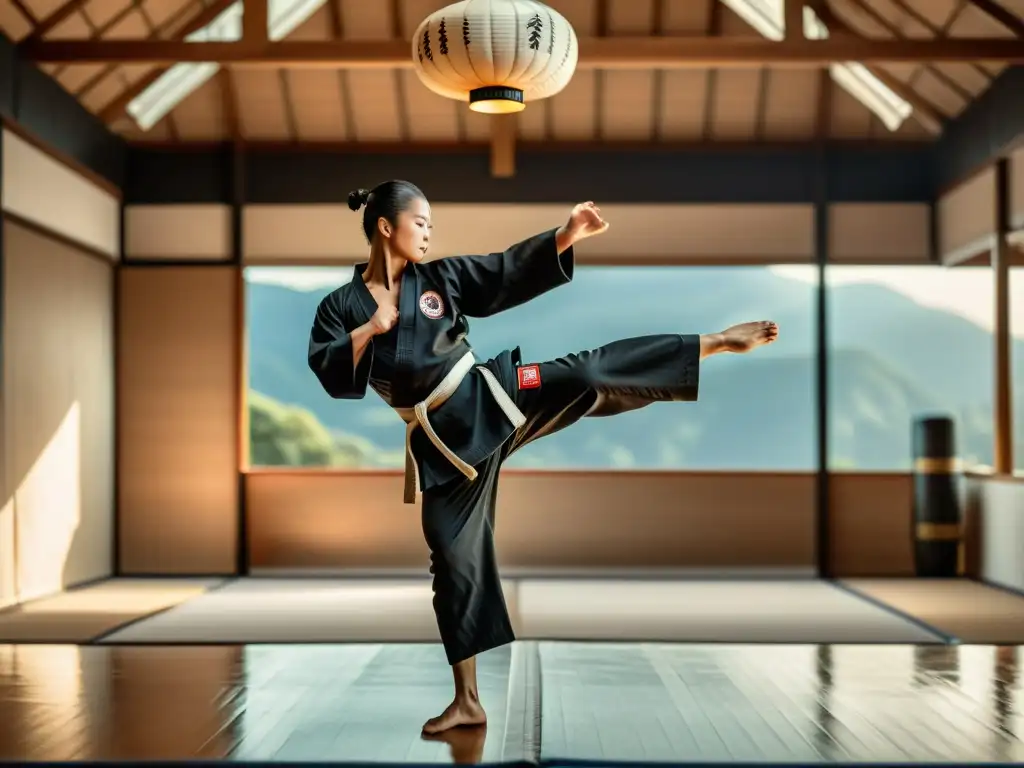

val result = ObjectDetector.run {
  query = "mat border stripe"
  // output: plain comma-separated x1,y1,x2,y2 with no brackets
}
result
830,580,960,645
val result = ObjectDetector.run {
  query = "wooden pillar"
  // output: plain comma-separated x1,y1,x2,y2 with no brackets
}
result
814,150,830,577
490,114,516,179
993,158,1013,474
784,0,804,39
243,0,268,42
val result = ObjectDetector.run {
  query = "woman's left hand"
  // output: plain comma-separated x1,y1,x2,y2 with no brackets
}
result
566,201,609,242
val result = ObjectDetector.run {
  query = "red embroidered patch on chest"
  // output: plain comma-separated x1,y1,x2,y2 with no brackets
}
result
517,364,541,390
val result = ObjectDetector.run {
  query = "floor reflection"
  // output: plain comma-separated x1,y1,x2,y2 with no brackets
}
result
0,642,1021,764
0,644,245,761
814,644,838,761
422,725,488,765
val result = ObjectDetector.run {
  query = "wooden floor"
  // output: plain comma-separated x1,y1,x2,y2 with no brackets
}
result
1,642,1022,765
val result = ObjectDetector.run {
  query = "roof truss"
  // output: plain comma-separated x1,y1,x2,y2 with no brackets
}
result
15,0,1024,68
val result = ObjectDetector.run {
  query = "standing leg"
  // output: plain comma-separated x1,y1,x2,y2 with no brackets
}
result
420,451,511,734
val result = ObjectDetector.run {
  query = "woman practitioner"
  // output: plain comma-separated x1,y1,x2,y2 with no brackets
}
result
307,180,779,734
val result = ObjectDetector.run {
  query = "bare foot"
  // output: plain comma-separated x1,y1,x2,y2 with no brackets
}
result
716,320,778,354
422,697,487,735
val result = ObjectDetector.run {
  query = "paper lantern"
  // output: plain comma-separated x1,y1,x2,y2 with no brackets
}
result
412,0,579,114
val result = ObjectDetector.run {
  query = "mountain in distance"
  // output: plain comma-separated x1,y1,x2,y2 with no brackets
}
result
245,265,1024,471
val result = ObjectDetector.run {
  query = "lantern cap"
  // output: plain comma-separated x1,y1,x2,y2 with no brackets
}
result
469,86,526,114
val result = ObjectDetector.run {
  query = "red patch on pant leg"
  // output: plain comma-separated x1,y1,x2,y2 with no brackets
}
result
517,364,541,390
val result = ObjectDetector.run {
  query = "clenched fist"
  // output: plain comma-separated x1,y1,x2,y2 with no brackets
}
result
565,201,609,242
370,304,399,335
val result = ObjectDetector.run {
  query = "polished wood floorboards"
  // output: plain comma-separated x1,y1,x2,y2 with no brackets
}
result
1,642,1023,764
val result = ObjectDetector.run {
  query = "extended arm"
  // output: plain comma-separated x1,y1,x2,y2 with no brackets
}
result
307,291,375,399
433,203,608,318
436,227,575,318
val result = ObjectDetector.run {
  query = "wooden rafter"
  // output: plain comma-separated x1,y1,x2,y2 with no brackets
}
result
845,0,974,103
25,0,90,41
808,0,946,133
71,0,202,97
94,0,240,124
17,35,1024,67
884,0,991,85
967,0,1024,37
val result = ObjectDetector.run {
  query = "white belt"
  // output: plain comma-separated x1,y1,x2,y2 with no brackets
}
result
394,350,527,504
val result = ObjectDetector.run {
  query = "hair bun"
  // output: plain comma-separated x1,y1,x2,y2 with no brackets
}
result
347,188,370,212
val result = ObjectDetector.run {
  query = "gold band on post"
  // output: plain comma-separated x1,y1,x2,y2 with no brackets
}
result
916,522,962,541
913,457,961,474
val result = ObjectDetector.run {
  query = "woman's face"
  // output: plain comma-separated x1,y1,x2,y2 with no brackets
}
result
380,195,432,263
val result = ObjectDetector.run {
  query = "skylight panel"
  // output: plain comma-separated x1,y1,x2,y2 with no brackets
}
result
127,0,327,131
718,0,914,131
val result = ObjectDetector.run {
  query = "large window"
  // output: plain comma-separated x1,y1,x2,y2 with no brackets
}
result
824,265,1005,472
244,264,818,471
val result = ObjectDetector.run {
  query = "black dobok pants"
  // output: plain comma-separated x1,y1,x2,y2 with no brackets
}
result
420,333,702,666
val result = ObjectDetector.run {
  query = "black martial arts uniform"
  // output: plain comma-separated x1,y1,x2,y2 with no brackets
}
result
308,228,701,665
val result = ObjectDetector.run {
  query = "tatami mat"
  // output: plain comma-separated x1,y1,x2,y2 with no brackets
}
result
0,578,224,642
101,577,942,645
843,578,1024,644
516,579,943,643
101,577,520,644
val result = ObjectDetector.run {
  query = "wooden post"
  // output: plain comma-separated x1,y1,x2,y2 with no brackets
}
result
993,158,1013,474
243,0,268,43
785,0,805,39
490,114,517,179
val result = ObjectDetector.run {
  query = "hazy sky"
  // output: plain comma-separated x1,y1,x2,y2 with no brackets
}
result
773,264,1024,337
246,264,1024,339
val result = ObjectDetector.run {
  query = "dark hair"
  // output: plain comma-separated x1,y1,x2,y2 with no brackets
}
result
347,180,426,244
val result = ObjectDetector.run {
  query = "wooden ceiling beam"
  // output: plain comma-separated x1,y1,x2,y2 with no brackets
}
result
17,35,1024,67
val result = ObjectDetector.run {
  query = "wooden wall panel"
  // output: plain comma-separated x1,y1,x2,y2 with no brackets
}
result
117,266,239,574
938,166,995,265
828,203,931,263
829,473,915,576
124,205,233,261
246,471,817,574
243,203,816,265
2,220,114,603
0,130,120,260
245,470,923,576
